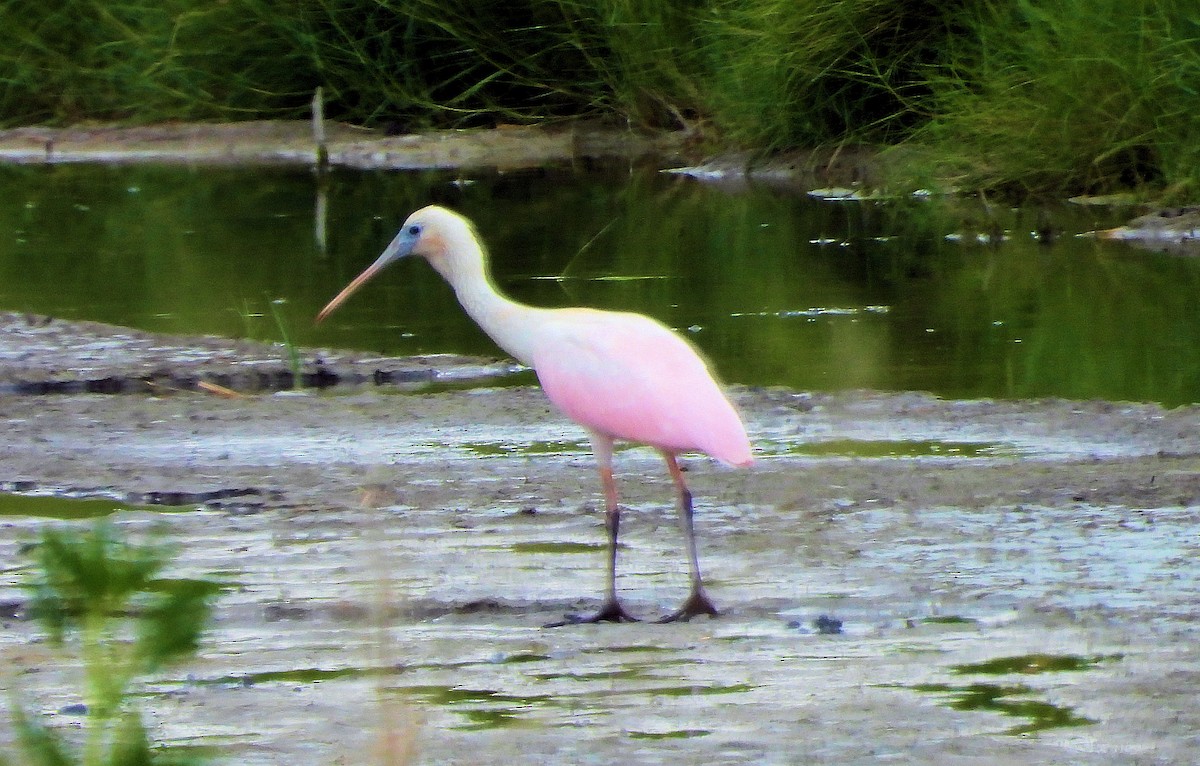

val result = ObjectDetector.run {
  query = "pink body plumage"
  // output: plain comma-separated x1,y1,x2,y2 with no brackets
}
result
531,308,751,467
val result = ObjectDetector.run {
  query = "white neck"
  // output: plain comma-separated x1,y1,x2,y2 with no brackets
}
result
425,232,543,366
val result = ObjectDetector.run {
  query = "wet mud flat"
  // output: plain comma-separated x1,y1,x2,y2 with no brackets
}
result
2,317,1200,764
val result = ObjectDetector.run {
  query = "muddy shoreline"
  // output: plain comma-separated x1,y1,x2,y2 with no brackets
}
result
1,314,1199,763
0,120,893,193
0,121,684,171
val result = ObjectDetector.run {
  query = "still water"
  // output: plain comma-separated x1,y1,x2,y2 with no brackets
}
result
1,163,1197,405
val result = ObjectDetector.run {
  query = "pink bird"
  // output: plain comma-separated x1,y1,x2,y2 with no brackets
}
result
317,205,752,623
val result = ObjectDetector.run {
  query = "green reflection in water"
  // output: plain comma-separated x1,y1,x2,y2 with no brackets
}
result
456,439,590,457
628,729,710,739
953,653,1122,675
641,682,756,697
911,682,1094,735
198,666,394,686
920,615,978,625
3,164,1198,404
906,652,1121,735
531,667,649,683
0,492,163,519
397,685,553,731
770,439,1018,458
583,644,679,655
509,541,605,554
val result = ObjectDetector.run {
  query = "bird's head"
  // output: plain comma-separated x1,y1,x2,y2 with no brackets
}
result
315,205,479,323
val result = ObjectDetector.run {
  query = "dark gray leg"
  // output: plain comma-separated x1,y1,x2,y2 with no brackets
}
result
545,434,638,626
658,452,719,623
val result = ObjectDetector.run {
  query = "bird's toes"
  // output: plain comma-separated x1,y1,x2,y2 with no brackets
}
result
544,599,640,627
657,590,720,623
543,613,589,628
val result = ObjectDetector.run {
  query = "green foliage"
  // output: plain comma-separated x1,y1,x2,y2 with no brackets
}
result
108,710,152,766
550,0,708,128
0,0,313,124
896,0,1200,197
0,0,958,136
267,298,304,390
0,1,1199,194
231,297,304,388
6,522,219,766
697,0,964,148
7,700,74,766
28,524,167,645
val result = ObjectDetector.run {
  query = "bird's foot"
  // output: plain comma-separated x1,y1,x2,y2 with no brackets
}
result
657,588,720,623
545,598,640,627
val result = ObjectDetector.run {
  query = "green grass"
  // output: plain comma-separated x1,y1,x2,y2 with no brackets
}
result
0,0,311,123
267,298,303,390
231,297,305,390
1,1,1198,196
695,0,962,149
891,0,1200,198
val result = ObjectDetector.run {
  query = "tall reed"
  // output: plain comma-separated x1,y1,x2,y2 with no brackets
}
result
0,0,315,123
1,1,1198,195
895,0,1200,196
695,0,963,149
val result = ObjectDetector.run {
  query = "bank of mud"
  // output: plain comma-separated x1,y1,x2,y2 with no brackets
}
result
0,121,690,172
2,315,1200,764
0,120,889,193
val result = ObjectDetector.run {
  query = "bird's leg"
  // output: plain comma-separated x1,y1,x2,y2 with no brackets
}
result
592,465,639,621
545,435,638,626
658,452,720,623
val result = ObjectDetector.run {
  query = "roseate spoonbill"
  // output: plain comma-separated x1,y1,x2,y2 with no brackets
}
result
317,205,752,623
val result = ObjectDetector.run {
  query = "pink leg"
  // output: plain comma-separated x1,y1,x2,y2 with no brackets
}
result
658,452,720,623
546,433,638,626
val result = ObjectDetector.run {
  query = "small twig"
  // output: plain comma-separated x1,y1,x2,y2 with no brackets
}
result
197,380,244,398
558,217,618,281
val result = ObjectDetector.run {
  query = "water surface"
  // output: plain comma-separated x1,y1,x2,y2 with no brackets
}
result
2,164,1195,403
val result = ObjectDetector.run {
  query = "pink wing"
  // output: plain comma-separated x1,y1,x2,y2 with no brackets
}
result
532,309,752,466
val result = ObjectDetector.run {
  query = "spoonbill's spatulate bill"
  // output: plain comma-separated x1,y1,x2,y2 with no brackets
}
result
317,205,752,624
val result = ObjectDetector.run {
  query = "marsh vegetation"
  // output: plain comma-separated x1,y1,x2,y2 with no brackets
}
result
2,1,1197,197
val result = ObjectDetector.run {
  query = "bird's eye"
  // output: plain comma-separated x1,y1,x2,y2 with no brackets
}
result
407,224,421,236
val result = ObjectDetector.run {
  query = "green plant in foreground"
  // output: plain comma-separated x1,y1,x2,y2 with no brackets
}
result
4,523,220,766
232,298,262,340
267,298,304,390
230,297,304,390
